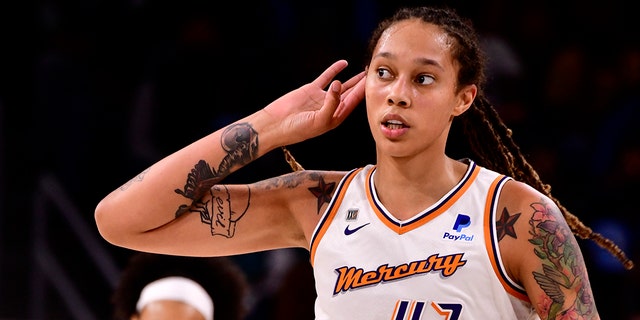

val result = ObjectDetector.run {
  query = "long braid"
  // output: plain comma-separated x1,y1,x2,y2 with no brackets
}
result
462,94,634,270
282,146,304,172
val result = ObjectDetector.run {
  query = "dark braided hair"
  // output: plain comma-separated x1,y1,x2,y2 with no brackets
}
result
363,5,634,270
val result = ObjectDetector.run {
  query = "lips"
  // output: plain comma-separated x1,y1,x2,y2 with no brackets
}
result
380,115,410,139
384,119,407,129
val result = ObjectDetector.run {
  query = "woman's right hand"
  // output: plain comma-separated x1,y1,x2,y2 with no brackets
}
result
262,60,365,146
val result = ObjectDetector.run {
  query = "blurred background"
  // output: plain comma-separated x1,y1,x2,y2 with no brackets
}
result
1,0,639,319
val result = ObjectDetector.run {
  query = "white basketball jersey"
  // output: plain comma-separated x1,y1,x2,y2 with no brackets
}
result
309,160,539,320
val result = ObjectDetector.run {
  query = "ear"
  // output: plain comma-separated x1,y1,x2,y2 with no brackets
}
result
452,84,477,116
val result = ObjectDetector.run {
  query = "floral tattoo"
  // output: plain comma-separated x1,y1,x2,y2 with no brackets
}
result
528,200,594,318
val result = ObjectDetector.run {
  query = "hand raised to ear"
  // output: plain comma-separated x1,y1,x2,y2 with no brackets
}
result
262,60,365,145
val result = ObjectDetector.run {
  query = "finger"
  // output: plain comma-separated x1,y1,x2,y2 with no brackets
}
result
340,71,365,98
318,80,343,123
335,76,365,120
311,60,348,89
341,71,365,93
341,72,366,100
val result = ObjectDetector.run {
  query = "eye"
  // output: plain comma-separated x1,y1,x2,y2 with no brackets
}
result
376,68,392,79
416,74,435,85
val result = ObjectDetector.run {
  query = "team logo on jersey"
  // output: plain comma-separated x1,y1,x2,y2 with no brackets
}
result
333,253,467,294
442,214,475,242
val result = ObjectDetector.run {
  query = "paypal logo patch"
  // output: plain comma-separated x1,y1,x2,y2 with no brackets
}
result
442,232,474,241
442,214,475,242
452,214,470,232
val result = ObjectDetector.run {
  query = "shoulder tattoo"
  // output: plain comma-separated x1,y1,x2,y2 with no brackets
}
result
496,207,521,240
527,199,596,318
307,174,336,214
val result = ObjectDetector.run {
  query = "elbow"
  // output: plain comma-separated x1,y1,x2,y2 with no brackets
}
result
94,198,126,247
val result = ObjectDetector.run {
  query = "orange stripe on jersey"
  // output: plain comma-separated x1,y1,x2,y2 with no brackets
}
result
391,300,401,320
370,164,481,235
431,301,452,319
309,168,362,266
483,175,530,302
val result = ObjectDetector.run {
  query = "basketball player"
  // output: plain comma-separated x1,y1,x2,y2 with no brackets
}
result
96,6,632,319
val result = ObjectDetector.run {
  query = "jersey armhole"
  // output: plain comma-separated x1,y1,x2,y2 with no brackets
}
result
309,167,364,265
484,176,530,302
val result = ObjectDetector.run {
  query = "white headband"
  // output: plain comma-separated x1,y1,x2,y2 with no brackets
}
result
136,276,214,320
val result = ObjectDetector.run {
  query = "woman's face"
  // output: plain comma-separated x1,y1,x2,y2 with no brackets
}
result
365,19,476,159
131,300,207,320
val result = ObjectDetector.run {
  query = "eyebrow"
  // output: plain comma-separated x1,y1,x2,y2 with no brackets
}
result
374,51,445,71
414,57,444,71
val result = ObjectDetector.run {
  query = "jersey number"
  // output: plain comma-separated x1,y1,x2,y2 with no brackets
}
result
392,300,462,320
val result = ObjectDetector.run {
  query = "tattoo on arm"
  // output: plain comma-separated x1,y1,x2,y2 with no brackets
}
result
254,171,307,190
175,184,251,238
173,123,258,217
119,168,150,191
527,200,595,318
307,175,336,214
254,170,337,214
496,207,520,240
206,185,249,238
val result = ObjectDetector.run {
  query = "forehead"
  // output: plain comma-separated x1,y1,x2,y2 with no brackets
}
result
374,19,455,67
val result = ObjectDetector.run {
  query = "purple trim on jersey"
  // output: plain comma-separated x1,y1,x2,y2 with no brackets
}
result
368,161,478,229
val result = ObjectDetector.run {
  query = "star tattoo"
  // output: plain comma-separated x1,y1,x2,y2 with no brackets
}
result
307,176,336,214
496,207,520,240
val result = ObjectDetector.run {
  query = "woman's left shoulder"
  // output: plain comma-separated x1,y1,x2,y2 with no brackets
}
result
499,179,556,210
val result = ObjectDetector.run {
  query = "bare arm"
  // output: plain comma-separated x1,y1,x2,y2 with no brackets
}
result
95,60,365,256
498,181,600,320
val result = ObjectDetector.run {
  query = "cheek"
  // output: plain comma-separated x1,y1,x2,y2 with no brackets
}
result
364,101,380,136
364,79,386,104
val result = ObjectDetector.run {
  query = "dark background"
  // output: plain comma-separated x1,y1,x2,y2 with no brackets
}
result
1,0,639,319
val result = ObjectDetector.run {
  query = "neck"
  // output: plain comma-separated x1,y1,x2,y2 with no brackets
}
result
372,156,468,220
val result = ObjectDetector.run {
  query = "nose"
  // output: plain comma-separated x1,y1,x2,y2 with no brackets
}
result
386,79,411,108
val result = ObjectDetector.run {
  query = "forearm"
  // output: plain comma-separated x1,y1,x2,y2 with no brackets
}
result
95,59,364,249
95,109,284,245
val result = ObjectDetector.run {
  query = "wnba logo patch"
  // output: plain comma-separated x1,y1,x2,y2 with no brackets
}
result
346,208,359,220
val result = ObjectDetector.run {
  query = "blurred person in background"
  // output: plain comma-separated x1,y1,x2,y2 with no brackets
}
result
111,252,249,320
